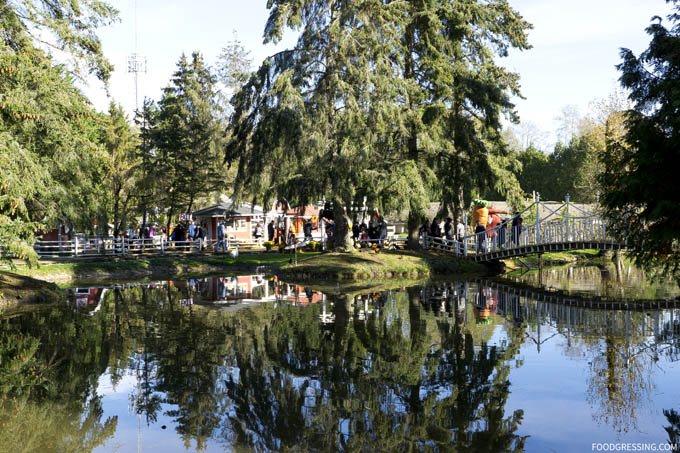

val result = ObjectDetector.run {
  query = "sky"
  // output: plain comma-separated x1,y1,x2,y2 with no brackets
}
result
81,0,676,146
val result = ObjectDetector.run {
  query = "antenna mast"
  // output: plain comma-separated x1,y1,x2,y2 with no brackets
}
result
127,0,146,113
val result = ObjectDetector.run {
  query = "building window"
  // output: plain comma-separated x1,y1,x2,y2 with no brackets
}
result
226,218,247,232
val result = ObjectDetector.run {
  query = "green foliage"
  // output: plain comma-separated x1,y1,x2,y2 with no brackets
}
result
0,0,117,82
228,0,531,250
600,2,680,277
0,0,117,264
154,52,228,218
102,102,139,235
0,37,112,264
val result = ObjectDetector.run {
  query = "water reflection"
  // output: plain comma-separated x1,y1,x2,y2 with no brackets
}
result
0,274,678,451
507,262,680,301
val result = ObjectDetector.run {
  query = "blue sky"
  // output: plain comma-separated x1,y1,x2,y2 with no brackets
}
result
82,0,675,145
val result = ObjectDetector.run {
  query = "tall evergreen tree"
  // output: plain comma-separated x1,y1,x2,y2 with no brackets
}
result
102,102,139,236
0,0,116,264
155,52,227,223
601,1,680,278
228,0,530,250
228,0,409,250
398,0,531,246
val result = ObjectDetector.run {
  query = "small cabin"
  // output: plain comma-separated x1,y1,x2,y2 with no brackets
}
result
192,200,265,241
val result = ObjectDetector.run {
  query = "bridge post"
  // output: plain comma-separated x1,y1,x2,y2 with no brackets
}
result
535,192,541,244
565,193,570,242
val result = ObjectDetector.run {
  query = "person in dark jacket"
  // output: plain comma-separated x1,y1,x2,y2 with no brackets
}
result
430,218,442,237
511,212,523,246
268,220,275,242
475,222,486,253
378,217,388,247
419,219,431,236
303,220,313,241
195,224,205,250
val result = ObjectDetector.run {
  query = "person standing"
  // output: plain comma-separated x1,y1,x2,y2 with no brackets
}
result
512,212,523,246
443,217,454,251
195,224,205,251
378,217,388,247
475,222,486,253
188,220,196,240
303,220,313,241
254,222,264,246
456,220,465,241
267,220,275,242
215,222,227,253
419,219,431,237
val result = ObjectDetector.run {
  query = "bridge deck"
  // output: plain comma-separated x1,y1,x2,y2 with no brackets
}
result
472,240,623,262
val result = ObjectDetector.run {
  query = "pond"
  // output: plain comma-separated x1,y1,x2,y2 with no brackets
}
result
1,267,679,452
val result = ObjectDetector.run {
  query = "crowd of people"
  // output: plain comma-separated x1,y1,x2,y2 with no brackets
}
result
419,202,524,254
351,216,389,247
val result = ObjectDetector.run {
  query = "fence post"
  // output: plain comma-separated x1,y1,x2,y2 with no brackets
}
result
535,192,541,245
74,239,79,257
565,193,570,242
122,238,126,255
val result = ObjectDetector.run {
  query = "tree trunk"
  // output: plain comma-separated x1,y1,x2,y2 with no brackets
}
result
408,200,425,250
453,184,465,228
332,198,354,252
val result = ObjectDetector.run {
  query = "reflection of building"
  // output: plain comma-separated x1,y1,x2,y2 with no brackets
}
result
72,287,102,309
203,275,271,302
274,281,324,305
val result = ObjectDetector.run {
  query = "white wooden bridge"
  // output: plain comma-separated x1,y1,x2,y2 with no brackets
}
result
422,194,624,262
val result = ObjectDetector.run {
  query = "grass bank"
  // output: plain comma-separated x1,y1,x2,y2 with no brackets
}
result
7,252,322,285
0,271,65,311
279,249,488,281
5,248,489,289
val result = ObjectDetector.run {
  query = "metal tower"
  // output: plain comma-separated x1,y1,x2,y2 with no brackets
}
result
127,0,146,113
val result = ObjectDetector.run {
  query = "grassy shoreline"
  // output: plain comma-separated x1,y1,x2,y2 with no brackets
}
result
279,250,489,280
3,249,489,286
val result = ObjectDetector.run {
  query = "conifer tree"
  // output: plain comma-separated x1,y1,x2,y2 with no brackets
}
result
103,103,139,236
398,0,531,246
228,0,409,250
1,0,116,264
228,1,530,250
155,53,227,223
601,1,680,278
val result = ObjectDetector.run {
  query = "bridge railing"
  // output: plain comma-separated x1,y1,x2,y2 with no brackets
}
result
422,202,618,259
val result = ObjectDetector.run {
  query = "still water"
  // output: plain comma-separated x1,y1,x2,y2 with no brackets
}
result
0,267,679,452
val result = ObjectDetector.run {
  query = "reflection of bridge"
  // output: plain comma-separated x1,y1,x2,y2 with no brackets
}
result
418,280,679,343
423,194,624,263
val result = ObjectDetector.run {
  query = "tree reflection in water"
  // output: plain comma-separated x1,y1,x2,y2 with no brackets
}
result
0,278,530,451
221,286,527,451
583,309,680,434
11,276,680,450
